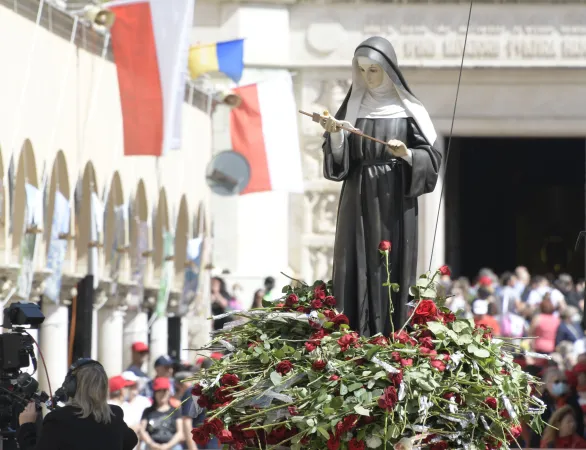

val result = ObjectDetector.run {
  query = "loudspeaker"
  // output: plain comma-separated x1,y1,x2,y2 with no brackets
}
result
168,317,181,361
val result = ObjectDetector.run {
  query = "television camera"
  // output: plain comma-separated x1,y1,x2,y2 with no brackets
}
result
0,302,51,450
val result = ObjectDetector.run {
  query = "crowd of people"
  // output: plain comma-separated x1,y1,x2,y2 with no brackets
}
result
443,266,586,448
105,342,222,450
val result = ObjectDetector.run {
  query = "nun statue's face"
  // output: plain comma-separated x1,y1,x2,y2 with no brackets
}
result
359,63,384,89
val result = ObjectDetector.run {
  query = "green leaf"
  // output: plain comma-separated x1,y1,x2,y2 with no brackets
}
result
330,396,344,409
270,371,283,386
260,334,269,341
274,349,285,359
348,383,363,392
358,429,366,441
323,321,334,329
366,346,380,360
427,321,447,336
390,283,400,292
382,282,390,287
340,384,348,396
323,407,335,415
473,347,491,358
409,286,420,297
317,427,330,439
457,334,473,345
362,371,372,377
260,354,270,364
306,418,316,427
354,405,372,416
367,379,376,389
374,371,386,380
467,343,479,354
452,321,470,333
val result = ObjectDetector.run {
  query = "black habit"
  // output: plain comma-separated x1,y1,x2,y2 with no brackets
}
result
323,37,442,336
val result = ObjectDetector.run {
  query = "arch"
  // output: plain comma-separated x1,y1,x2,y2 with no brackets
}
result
104,172,126,264
75,162,99,270
174,195,190,276
193,201,207,238
45,151,71,256
127,179,153,291
12,140,40,260
153,188,170,271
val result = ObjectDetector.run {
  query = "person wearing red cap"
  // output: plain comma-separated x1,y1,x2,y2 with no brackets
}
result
127,342,150,378
108,375,133,408
139,377,184,450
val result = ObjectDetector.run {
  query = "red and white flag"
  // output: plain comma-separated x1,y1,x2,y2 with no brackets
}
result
230,74,304,195
106,0,194,157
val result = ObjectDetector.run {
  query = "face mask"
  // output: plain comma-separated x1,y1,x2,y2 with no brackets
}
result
552,381,569,396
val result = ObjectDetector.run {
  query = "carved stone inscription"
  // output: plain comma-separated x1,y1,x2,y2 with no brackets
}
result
296,5,586,64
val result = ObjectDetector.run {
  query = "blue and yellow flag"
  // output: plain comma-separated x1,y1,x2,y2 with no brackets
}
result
188,39,244,83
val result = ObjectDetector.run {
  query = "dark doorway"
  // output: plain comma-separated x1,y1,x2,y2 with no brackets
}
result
444,137,585,281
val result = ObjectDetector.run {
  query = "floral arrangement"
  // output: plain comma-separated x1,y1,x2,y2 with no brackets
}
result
189,243,546,450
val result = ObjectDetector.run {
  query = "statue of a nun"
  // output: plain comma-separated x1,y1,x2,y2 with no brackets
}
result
320,37,442,336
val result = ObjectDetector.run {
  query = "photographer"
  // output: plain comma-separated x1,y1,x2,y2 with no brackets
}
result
16,360,138,450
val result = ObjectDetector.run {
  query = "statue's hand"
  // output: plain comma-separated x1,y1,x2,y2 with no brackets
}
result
387,139,408,158
320,116,342,133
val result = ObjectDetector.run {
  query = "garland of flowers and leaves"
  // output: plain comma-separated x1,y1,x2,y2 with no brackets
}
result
188,242,546,450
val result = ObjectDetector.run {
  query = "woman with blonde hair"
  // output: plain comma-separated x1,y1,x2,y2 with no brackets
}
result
541,405,586,448
17,359,138,450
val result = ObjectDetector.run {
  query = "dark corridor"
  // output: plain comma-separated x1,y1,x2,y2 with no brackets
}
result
444,137,586,281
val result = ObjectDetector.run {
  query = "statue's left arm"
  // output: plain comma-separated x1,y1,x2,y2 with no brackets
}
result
404,118,442,197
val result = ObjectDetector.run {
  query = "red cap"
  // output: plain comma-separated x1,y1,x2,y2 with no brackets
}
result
132,342,149,353
152,377,171,392
478,276,492,286
109,376,133,393
210,352,223,360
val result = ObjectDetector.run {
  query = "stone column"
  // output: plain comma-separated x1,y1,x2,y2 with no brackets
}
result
417,132,446,274
122,310,149,371
149,315,168,373
38,303,69,396
98,307,125,376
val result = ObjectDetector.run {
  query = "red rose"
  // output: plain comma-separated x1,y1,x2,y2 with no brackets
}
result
430,359,446,371
485,397,498,409
248,341,258,348
438,265,451,276
501,409,510,419
217,429,234,444
285,293,299,306
288,406,299,416
332,314,350,328
322,309,335,320
388,370,403,387
311,329,326,340
314,284,327,300
305,342,317,352
191,383,203,396
509,424,523,440
327,435,341,450
369,335,389,346
378,386,398,411
336,415,358,434
441,311,456,323
412,299,439,326
214,387,233,403
348,437,366,450
324,296,337,307
311,299,323,309
378,240,392,252
329,374,340,381
275,360,293,375
392,330,416,345
361,415,375,424
197,395,211,408
203,417,224,435
419,336,435,350
276,302,285,308
312,360,327,371
391,352,401,362
296,306,306,313
220,373,239,387
337,332,359,352
191,427,210,446
401,358,413,367
430,442,448,450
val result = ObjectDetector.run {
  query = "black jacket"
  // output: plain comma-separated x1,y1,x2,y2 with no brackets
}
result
17,404,138,450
